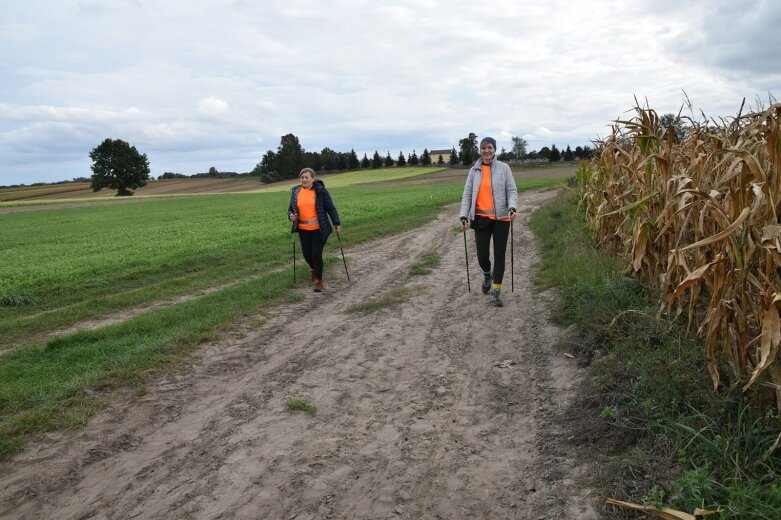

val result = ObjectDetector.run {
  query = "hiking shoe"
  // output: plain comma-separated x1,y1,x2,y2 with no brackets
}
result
313,279,323,293
481,275,492,294
489,288,503,307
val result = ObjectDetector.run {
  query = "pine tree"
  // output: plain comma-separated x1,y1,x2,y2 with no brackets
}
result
449,147,459,165
408,150,419,166
397,151,407,167
420,148,432,165
549,144,561,162
349,149,360,169
371,150,382,168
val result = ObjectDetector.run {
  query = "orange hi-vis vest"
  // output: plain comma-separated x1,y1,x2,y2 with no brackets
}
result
296,187,320,231
475,163,496,219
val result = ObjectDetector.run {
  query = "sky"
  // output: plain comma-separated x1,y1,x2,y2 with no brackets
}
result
1,0,779,186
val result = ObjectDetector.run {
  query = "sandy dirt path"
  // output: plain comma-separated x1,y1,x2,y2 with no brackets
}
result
0,188,599,520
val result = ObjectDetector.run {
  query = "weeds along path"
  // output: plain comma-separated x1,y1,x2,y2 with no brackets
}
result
0,187,599,520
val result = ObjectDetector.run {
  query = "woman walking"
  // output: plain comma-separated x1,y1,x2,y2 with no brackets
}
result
288,168,342,292
459,137,517,307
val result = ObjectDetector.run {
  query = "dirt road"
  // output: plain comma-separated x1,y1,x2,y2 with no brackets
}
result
0,188,599,519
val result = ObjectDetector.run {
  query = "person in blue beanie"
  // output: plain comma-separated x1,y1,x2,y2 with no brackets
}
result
459,136,517,307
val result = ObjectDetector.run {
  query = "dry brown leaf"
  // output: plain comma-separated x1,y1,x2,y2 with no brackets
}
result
606,498,708,520
676,207,750,252
669,256,723,300
744,293,781,390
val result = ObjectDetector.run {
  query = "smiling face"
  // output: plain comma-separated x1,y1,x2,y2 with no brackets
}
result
299,170,314,188
480,141,496,163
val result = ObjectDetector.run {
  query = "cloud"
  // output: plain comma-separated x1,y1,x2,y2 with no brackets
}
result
0,23,40,43
0,0,779,185
197,96,231,120
0,103,142,123
650,0,781,74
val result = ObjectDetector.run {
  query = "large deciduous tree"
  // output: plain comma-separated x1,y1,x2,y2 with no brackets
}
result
458,133,478,165
252,150,277,182
660,113,687,143
511,136,528,159
89,138,151,196
321,147,338,171
275,133,305,179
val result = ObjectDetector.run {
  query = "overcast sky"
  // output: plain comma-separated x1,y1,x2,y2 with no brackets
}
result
1,0,779,185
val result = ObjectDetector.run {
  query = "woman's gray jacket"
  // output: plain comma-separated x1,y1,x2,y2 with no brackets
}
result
459,158,518,220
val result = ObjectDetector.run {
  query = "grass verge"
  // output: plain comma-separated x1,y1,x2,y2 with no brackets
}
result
344,287,416,315
529,191,781,519
409,253,441,276
286,399,317,416
0,269,293,455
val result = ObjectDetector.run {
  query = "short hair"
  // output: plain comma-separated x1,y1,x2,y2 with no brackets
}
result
298,167,316,178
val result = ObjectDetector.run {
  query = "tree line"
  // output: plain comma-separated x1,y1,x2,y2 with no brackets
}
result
454,132,594,165
251,133,455,183
252,132,596,184
83,130,610,195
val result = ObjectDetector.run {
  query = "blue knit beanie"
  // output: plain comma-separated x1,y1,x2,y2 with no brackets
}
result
480,136,497,149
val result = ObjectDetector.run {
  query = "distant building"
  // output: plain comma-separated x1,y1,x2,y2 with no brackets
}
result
429,149,452,164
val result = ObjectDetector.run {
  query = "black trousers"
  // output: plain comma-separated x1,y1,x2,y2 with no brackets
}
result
474,220,510,285
298,230,327,279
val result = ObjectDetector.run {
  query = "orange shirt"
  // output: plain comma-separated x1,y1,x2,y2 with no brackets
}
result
475,163,495,219
296,188,319,231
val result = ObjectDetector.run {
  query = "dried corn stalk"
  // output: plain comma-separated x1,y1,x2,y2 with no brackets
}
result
578,102,781,411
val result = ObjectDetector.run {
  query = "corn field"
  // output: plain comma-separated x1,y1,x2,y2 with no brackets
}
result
577,102,781,412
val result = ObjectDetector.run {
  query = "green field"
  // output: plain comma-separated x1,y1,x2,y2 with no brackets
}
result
0,172,567,453
0,184,458,348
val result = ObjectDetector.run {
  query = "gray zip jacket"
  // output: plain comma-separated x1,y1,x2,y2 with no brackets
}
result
459,158,518,220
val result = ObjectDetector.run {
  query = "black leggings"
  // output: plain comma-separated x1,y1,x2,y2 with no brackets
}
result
298,230,327,279
474,220,510,285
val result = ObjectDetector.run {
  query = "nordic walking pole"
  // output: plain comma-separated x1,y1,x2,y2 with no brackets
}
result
510,218,514,293
336,231,350,281
462,225,471,292
292,233,296,283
